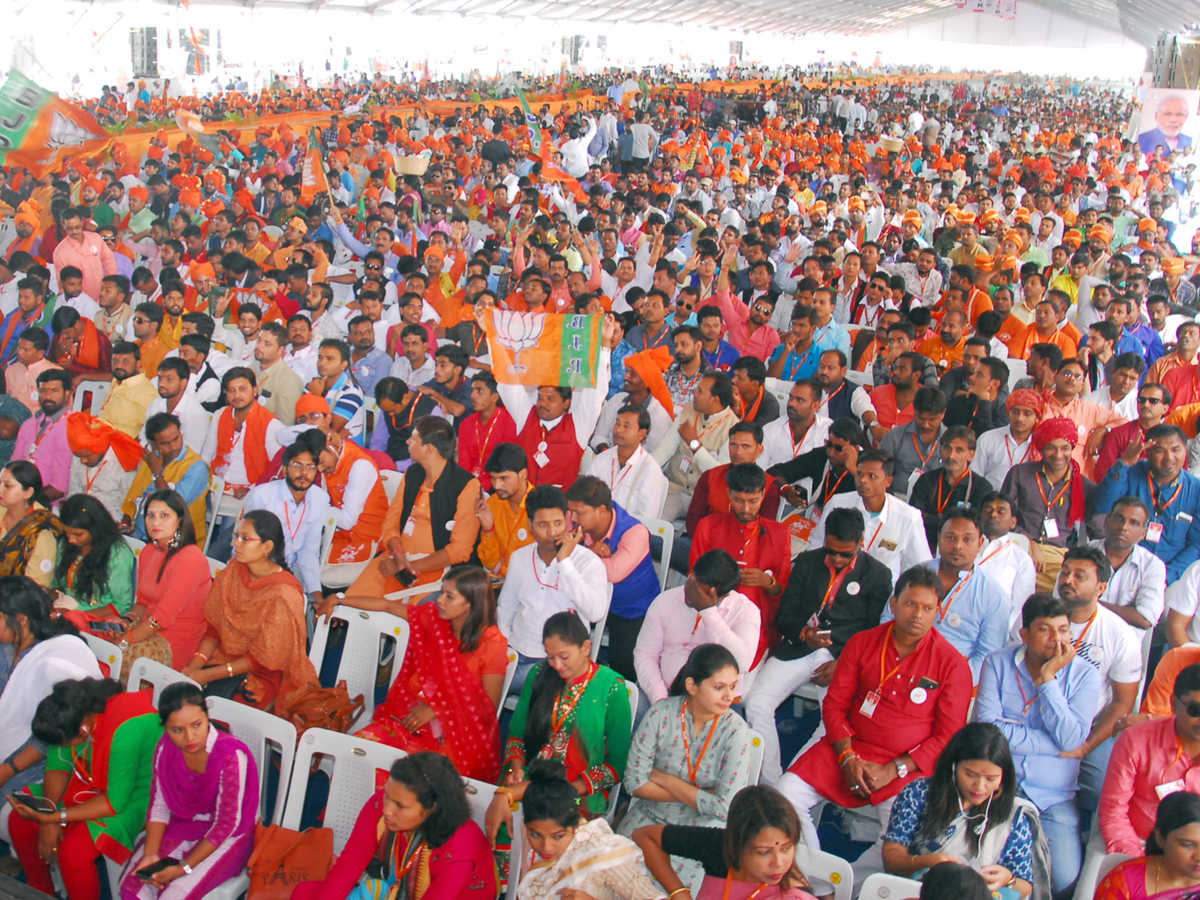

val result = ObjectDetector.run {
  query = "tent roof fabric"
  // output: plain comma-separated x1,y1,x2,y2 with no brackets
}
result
66,0,1200,45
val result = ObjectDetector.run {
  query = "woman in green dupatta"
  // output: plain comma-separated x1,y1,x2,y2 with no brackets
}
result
485,611,631,876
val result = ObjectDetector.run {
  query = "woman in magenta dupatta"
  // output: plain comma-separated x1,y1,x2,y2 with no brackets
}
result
119,683,259,900
1095,792,1200,900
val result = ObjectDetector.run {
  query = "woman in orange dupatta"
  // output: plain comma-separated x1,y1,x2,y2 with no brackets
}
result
180,510,318,719
357,566,507,783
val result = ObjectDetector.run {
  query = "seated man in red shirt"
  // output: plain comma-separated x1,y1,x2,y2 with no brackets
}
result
774,564,973,851
689,462,790,669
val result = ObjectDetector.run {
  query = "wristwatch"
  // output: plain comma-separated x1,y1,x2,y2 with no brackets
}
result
894,759,909,779
688,439,701,452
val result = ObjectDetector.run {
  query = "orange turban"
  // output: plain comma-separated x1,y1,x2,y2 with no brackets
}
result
234,189,254,210
1062,231,1083,248
974,252,994,273
189,261,216,282
1007,388,1045,417
902,210,922,226
624,349,674,416
65,413,143,472
14,200,41,232
1013,209,1031,223
178,190,202,207
1138,218,1157,233
809,200,828,218
848,197,865,212
1088,224,1112,243
295,394,331,419
1162,257,1185,276
128,186,148,202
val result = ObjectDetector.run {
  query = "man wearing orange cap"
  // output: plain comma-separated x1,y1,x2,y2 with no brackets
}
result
1151,256,1197,311
52,208,117,302
590,350,673,457
65,411,142,519
8,201,43,260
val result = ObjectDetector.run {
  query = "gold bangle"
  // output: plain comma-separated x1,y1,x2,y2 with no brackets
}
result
668,889,690,899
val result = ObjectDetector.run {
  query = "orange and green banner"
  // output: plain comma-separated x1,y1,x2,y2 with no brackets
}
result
483,309,603,388
0,71,112,177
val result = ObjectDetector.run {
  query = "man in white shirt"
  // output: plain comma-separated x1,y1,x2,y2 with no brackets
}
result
587,404,668,522
970,390,1040,488
389,323,436,386
1089,497,1166,635
809,448,932,581
242,429,331,608
633,548,760,708
284,314,320,384
559,117,597,178
139,357,210,454
760,380,831,471
496,483,609,695
977,491,1037,629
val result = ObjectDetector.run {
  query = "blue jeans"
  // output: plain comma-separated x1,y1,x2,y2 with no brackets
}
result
1034,795,1082,897
1077,736,1115,818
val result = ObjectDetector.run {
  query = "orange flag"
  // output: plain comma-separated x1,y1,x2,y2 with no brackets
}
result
299,126,329,207
482,309,603,388
0,72,112,177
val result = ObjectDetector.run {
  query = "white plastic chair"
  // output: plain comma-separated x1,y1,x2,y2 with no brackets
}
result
73,379,112,414
308,606,410,727
206,696,297,826
380,469,402,502
203,474,226,555
320,512,372,591
1137,625,1154,706
642,517,675,591
82,633,123,683
262,225,284,240
123,536,146,558
858,872,922,900
506,805,526,900
590,609,609,663
462,775,499,835
280,728,405,852
499,651,518,720
126,658,198,705
1073,828,1131,900
745,728,765,784
207,556,226,578
794,845,853,900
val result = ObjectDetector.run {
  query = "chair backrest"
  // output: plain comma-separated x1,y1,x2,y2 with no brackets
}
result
589,608,609,663
858,872,921,900
318,511,338,568
126,657,198,705
82,633,123,682
794,845,853,900
73,379,112,415
462,776,498,834
603,680,640,823
206,696,298,826
308,606,409,725
642,517,675,591
505,805,526,900
745,729,765,784
123,536,146,558
499,651,518,720
203,475,226,554
1137,625,1154,705
280,728,405,852
380,469,402,502
207,556,226,578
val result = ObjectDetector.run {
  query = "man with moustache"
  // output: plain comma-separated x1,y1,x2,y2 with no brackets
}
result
12,368,74,504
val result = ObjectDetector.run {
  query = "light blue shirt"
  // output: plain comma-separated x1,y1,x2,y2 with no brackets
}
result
812,320,851,359
242,479,331,598
767,338,833,381
974,644,1101,810
351,348,392,398
882,560,1009,680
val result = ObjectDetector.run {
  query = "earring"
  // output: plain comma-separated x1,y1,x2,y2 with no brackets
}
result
170,529,181,549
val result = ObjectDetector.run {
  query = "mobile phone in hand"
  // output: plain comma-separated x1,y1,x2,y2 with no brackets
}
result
10,794,56,814
396,568,417,588
136,858,181,881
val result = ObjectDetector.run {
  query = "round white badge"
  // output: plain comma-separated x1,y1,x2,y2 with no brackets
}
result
517,528,528,540
910,687,928,705
537,441,549,452
947,613,961,627
846,582,860,595
39,558,53,573
445,520,455,531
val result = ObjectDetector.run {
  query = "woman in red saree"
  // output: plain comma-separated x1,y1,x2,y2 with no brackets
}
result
357,565,507,783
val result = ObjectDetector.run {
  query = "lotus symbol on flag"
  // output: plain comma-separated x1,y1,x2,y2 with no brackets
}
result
494,310,545,374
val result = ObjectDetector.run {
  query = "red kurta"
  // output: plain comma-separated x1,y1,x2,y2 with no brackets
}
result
457,407,518,491
516,407,584,489
689,511,791,666
791,622,972,808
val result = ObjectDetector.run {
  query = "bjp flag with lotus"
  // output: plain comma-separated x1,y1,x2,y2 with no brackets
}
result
483,308,603,388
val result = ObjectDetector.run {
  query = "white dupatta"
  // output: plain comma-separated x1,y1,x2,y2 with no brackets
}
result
0,634,102,762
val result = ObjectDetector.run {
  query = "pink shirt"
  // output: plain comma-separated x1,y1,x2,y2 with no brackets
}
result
4,359,60,414
1099,715,1200,856
583,513,651,584
52,233,117,300
1040,393,1126,476
712,290,781,362
12,412,72,502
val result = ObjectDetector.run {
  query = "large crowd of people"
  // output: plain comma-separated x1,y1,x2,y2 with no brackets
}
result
0,64,1197,899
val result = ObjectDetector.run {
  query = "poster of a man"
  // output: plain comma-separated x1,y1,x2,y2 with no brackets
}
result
1138,90,1197,154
